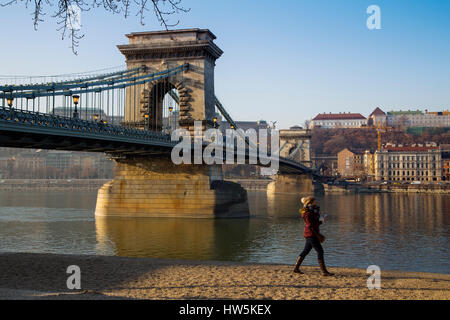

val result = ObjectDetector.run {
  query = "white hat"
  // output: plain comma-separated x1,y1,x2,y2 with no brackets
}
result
301,196,314,206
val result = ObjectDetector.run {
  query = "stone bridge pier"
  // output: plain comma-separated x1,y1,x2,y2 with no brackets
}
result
267,174,318,196
95,157,249,218
95,29,249,218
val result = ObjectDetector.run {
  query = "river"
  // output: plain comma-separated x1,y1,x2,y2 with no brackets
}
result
0,190,448,274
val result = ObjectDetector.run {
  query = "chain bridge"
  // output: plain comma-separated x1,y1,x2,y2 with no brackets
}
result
0,29,317,218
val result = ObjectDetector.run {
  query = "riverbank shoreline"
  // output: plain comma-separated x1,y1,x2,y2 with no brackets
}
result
324,183,450,194
0,252,448,300
0,178,448,194
0,179,110,190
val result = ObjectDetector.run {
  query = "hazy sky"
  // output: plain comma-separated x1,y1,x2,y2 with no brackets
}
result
1,0,450,129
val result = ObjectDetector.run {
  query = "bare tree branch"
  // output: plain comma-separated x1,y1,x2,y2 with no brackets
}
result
1,0,190,54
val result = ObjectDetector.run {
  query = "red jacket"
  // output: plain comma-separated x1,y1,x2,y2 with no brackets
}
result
301,205,322,238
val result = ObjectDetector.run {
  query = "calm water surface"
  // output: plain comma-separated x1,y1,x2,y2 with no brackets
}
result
0,190,448,274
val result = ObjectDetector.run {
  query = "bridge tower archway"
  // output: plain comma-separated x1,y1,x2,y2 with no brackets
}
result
139,79,183,132
279,128,312,168
118,29,223,133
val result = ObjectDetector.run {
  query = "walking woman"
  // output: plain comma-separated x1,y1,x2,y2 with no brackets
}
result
293,196,334,276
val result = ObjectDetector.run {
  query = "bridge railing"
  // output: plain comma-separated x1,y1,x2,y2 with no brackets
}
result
0,107,173,143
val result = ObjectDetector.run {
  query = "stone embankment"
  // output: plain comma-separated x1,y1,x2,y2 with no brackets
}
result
0,179,111,190
324,183,450,194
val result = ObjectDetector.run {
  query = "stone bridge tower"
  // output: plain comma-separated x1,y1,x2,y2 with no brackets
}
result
95,29,249,218
279,127,312,167
117,29,222,132
267,127,318,195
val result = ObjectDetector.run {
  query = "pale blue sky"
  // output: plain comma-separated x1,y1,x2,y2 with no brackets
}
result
1,0,450,128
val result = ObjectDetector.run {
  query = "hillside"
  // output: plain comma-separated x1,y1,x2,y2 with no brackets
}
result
311,127,450,156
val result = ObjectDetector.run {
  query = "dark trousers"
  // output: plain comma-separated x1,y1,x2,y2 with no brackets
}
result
299,236,324,261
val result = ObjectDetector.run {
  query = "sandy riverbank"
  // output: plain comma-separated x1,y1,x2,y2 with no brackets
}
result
0,253,448,300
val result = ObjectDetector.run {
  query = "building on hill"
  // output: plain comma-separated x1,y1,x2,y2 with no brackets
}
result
311,112,366,129
386,109,450,128
374,143,442,182
367,107,387,127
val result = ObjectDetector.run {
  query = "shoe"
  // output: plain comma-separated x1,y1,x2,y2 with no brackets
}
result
318,259,334,276
293,256,305,274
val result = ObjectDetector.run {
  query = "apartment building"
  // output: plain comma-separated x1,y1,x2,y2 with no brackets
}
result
374,143,442,182
441,144,450,181
337,148,375,179
337,148,365,177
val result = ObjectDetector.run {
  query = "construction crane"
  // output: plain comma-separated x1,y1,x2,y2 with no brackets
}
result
376,123,392,150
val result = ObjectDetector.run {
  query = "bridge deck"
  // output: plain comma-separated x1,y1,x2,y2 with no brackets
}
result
0,108,312,174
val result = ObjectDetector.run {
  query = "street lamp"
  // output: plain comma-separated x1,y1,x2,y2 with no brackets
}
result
7,97,13,108
168,107,173,132
144,113,149,130
72,95,79,119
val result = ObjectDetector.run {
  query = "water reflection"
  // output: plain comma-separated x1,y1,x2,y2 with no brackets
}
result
95,217,251,261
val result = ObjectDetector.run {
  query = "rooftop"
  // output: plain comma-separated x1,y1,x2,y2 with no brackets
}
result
312,113,366,121
338,147,371,155
369,107,386,116
387,110,423,116
383,144,439,152
126,28,217,40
